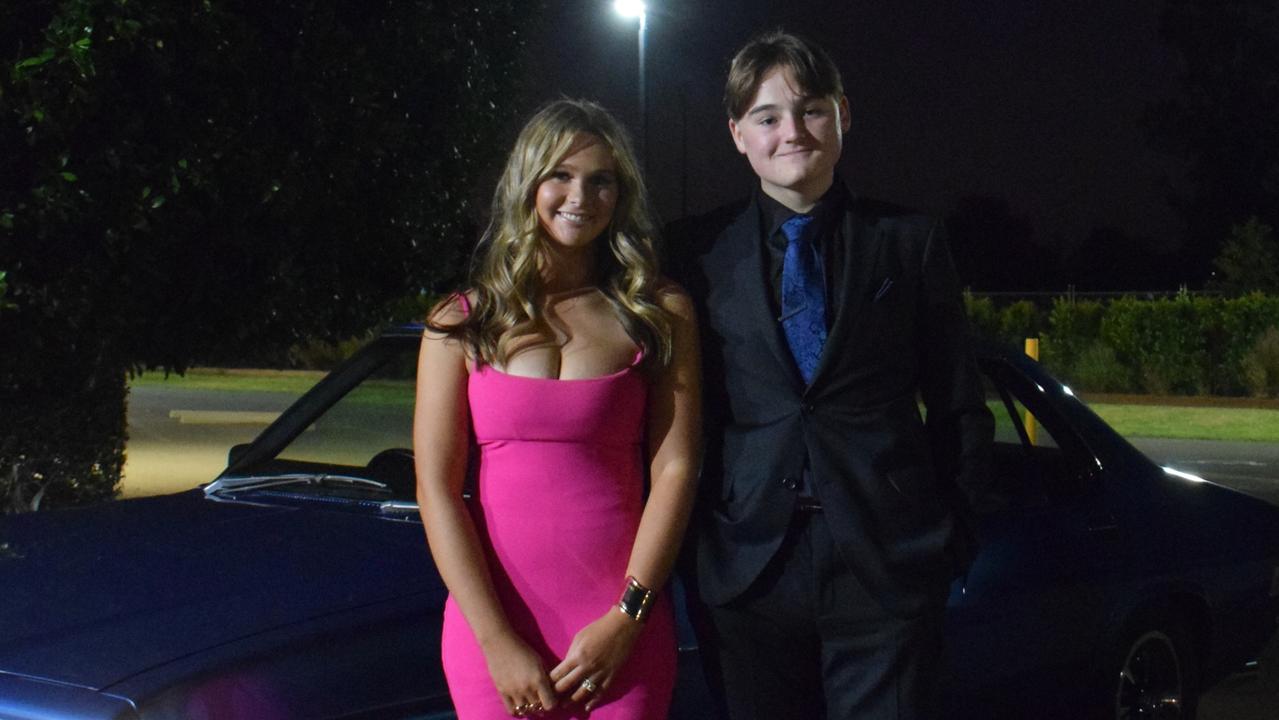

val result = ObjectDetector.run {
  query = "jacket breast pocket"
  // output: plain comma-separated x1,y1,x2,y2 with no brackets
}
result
884,466,934,501
871,276,895,303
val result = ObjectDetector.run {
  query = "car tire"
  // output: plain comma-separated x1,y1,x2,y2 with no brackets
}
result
1109,614,1199,720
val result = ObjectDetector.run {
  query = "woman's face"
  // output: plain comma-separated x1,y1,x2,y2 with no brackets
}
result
534,133,619,252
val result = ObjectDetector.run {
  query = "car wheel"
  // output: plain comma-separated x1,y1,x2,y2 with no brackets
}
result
1112,617,1198,720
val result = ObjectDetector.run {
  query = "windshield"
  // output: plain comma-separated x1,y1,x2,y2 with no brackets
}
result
276,352,417,466
218,338,421,502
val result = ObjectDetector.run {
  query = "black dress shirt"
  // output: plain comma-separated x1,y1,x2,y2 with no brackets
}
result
757,181,850,326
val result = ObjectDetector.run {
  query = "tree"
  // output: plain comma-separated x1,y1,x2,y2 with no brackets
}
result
0,0,534,510
1060,226,1179,292
1209,217,1279,294
1146,0,1279,285
945,195,1059,291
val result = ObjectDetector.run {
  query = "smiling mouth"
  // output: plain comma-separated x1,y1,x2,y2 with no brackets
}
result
558,211,591,224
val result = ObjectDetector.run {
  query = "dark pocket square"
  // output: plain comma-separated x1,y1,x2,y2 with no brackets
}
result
873,277,894,302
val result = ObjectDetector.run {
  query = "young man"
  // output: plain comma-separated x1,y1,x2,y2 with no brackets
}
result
670,31,994,719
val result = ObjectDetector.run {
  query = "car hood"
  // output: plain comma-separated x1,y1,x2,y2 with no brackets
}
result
0,490,442,691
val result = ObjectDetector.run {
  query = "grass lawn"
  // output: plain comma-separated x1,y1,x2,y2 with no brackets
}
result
131,369,1279,444
131,367,326,395
1086,404,1279,443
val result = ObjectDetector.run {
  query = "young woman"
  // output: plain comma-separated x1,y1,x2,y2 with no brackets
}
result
414,99,700,719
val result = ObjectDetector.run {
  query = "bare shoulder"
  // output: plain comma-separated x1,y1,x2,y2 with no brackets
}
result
423,291,474,342
653,279,696,320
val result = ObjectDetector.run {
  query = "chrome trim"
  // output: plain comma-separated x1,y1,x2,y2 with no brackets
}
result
1162,466,1207,484
379,500,420,515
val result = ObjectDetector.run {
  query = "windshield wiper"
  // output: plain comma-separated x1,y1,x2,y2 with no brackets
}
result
204,473,388,497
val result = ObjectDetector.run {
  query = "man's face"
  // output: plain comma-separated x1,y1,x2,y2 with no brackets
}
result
728,67,850,210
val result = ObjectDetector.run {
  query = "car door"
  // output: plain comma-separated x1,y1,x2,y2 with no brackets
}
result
944,358,1120,714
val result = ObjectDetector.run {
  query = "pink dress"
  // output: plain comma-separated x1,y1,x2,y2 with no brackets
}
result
440,324,677,718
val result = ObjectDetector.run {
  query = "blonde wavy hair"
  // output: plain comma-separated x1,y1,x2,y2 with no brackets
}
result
435,99,672,368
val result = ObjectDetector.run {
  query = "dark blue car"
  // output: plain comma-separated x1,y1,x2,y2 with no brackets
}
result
2,327,1277,719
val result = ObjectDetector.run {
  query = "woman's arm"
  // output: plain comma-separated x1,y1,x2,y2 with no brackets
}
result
414,300,557,715
549,286,703,709
626,286,703,598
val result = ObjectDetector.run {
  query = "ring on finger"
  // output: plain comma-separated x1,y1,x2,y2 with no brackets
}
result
579,677,599,694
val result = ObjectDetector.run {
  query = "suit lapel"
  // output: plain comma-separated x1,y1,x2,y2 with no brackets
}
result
808,202,883,387
719,208,803,388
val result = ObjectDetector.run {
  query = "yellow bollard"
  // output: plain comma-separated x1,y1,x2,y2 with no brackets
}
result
1024,338,1039,445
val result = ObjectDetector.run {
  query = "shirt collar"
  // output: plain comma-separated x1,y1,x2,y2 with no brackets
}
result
757,181,847,245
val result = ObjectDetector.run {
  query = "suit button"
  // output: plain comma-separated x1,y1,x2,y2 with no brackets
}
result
781,477,798,491
801,403,815,414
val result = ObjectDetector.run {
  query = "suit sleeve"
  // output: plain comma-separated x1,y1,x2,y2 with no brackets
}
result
916,220,997,534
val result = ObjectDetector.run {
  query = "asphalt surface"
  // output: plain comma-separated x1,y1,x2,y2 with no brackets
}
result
1131,437,1279,508
122,388,1279,717
122,386,301,496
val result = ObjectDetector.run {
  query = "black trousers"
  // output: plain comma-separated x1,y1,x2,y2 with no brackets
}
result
700,510,944,720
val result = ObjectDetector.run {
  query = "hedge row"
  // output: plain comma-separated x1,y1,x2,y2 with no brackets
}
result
964,293,1279,397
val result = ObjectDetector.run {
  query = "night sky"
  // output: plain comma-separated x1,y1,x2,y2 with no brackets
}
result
521,0,1186,272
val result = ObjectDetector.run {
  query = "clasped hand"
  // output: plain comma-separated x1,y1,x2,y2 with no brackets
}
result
484,610,641,716
549,609,643,712
482,632,557,717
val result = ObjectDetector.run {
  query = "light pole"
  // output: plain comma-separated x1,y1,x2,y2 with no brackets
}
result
613,0,647,164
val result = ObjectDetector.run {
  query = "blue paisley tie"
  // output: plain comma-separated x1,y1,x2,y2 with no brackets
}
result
780,214,827,383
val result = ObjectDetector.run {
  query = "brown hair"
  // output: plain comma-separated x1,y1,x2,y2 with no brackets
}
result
724,30,844,120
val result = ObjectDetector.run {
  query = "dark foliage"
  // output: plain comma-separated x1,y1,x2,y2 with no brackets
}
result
946,195,1059,291
1147,0,1279,286
1027,292,1279,395
0,0,533,509
1060,226,1180,292
1209,217,1279,295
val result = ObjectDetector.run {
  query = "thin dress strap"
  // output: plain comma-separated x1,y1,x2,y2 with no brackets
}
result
452,292,482,374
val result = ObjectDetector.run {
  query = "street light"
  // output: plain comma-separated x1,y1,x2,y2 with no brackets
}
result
613,0,647,163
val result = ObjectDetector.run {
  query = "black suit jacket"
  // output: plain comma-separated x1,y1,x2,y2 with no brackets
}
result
669,188,994,617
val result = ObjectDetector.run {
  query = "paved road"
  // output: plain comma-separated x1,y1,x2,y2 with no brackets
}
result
1132,437,1279,507
122,386,301,496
